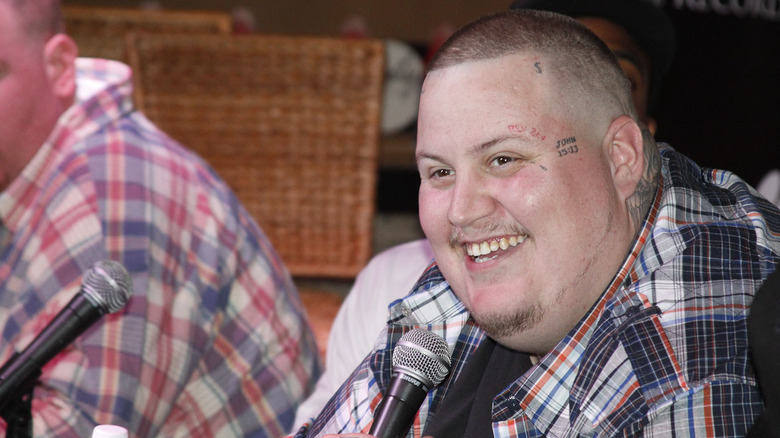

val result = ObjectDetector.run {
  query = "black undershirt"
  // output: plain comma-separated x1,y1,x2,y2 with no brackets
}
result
423,337,533,437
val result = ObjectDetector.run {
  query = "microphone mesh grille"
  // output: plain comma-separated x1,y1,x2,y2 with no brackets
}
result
83,260,133,313
392,329,451,386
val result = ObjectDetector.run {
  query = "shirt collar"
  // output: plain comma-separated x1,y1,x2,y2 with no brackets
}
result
0,58,132,232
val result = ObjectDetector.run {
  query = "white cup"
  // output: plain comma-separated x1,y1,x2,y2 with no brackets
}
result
92,424,128,438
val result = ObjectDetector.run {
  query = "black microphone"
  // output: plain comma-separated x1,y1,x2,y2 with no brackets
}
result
369,328,452,438
0,260,133,405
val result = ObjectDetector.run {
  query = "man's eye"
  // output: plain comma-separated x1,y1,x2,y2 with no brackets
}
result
432,168,452,178
491,156,515,166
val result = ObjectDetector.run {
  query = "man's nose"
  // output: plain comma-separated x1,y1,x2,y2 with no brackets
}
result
446,172,497,228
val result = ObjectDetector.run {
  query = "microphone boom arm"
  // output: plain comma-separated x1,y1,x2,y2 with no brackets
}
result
0,353,37,438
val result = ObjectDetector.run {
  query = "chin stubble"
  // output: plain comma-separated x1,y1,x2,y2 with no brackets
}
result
471,301,546,339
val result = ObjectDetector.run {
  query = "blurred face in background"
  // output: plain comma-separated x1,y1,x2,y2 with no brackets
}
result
578,17,655,133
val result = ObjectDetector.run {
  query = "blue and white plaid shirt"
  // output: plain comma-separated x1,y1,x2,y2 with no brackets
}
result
302,147,780,437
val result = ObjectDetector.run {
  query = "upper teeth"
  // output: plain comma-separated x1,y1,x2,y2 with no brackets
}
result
466,235,526,257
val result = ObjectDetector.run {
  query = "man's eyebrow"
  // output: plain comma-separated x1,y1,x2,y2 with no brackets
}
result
468,135,519,157
416,149,442,165
416,134,526,164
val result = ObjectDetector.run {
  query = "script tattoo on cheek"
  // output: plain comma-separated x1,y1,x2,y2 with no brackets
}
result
534,62,542,74
556,136,578,157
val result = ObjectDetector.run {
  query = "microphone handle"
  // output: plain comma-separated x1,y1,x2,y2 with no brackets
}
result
369,370,430,438
0,293,103,404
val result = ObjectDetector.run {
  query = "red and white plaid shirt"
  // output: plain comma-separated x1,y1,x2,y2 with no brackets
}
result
0,58,321,437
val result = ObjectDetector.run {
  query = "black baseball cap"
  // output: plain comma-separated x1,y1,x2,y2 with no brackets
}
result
510,0,676,112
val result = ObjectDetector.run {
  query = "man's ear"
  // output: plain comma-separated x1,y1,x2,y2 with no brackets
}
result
43,34,78,104
605,115,645,201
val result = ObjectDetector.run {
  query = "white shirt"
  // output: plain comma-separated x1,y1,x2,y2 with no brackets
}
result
757,169,780,208
292,238,434,429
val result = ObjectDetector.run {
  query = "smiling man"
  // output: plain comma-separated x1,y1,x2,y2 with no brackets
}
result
302,9,780,438
416,48,642,356
292,2,678,430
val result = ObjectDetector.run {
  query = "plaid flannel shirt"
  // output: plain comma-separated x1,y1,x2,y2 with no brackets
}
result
0,58,321,437
303,147,780,437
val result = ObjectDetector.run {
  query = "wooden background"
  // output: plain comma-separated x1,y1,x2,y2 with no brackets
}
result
62,0,513,43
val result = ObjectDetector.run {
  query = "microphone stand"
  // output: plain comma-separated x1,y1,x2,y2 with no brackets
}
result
0,352,36,438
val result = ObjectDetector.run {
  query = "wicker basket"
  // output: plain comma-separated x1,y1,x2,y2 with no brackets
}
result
63,6,232,62
127,33,384,278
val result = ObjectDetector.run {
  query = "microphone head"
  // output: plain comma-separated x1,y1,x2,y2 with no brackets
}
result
392,329,451,387
82,260,133,314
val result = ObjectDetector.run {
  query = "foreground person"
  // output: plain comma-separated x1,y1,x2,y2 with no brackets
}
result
299,9,780,437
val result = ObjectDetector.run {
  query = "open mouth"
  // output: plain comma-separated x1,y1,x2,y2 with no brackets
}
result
465,235,527,263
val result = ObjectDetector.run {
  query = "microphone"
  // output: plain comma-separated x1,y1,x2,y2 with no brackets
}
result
0,260,133,405
369,328,452,438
